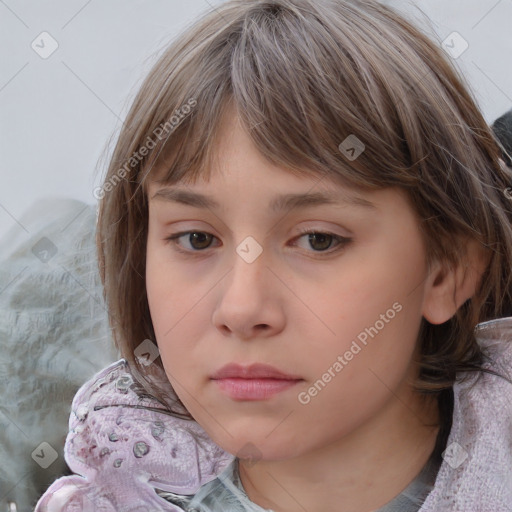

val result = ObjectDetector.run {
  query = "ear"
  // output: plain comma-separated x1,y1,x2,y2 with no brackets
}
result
422,237,490,325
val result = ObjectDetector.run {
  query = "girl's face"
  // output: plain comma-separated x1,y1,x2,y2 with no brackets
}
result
146,113,436,461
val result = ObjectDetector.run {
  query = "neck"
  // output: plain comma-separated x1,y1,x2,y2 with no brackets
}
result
238,392,440,512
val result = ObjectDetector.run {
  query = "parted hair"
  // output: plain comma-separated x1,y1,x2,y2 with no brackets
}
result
96,0,512,424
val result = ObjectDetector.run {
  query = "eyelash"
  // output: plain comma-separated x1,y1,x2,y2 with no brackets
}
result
163,228,352,258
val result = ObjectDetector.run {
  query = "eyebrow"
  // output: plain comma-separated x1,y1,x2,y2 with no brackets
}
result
150,187,377,212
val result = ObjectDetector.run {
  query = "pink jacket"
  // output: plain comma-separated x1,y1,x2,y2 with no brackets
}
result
35,317,512,511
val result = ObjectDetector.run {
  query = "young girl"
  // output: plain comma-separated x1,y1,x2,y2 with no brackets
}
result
35,0,512,510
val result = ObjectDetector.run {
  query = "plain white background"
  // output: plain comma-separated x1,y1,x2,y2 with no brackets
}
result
0,0,511,239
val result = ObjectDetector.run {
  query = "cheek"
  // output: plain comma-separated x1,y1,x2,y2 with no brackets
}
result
293,290,420,441
145,241,198,367
297,240,426,395
146,237,197,324
311,247,423,345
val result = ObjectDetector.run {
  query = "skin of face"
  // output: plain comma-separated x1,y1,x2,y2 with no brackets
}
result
145,113,445,511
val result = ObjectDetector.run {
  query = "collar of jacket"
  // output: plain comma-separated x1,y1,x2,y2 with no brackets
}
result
35,316,512,512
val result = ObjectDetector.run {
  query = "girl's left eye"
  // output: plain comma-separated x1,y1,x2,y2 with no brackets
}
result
163,229,351,257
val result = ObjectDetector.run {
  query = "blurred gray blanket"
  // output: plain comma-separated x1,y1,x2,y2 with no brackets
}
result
0,198,119,511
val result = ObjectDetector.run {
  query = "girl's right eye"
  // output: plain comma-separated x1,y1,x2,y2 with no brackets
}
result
164,231,218,254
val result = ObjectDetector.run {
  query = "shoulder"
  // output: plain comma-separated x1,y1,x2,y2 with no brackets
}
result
474,315,512,373
463,316,512,417
35,359,234,511
420,316,512,512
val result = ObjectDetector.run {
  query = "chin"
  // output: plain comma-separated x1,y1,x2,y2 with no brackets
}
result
208,429,305,463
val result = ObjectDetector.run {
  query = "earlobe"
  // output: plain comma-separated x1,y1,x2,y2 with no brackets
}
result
422,238,490,325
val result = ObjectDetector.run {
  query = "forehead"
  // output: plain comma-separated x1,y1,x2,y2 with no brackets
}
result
146,109,373,203
142,105,418,221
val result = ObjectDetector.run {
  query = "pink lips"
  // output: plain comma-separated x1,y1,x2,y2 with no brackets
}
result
211,363,303,401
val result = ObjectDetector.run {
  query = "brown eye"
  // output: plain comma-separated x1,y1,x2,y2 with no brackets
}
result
305,232,333,251
165,231,217,252
294,229,351,254
186,232,214,250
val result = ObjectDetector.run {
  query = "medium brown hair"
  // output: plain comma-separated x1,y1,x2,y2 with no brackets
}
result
96,0,512,423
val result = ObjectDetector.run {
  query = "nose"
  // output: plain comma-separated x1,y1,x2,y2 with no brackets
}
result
211,239,286,340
